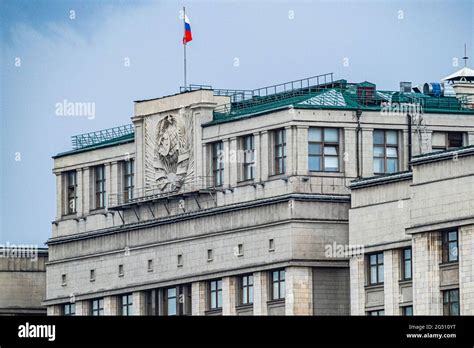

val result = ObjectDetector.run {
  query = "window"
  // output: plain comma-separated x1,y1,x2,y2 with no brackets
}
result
271,269,285,300
442,230,458,263
211,142,224,186
208,279,223,310
207,249,213,262
402,306,413,316
94,165,106,209
274,129,286,175
61,274,67,286
165,287,177,316
177,254,183,267
368,252,384,285
373,130,398,174
308,127,339,172
240,274,254,305
118,264,124,277
145,289,159,316
65,171,77,214
90,269,95,282
269,239,275,251
367,309,385,316
91,298,104,316
432,132,464,151
121,294,133,316
242,135,255,180
63,303,75,316
402,248,412,280
123,159,134,202
443,289,460,316
237,244,243,256
147,259,153,272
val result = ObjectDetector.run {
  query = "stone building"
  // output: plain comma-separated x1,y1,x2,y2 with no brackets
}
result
44,71,474,315
0,247,48,315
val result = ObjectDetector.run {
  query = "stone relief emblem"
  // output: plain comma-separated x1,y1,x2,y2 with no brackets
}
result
145,111,194,192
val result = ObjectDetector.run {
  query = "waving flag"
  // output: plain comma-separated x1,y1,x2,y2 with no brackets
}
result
183,14,192,44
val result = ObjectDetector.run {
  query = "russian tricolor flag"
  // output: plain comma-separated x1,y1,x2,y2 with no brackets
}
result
183,14,192,44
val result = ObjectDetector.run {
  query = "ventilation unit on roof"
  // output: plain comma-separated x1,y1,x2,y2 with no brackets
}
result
356,82,376,105
423,82,445,97
400,82,412,93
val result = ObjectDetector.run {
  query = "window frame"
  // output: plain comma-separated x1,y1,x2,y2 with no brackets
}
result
208,279,223,310
401,248,412,280
274,129,286,175
367,309,385,316
91,298,104,316
65,170,77,215
242,134,255,181
271,269,286,300
123,159,134,202
120,293,133,316
308,127,340,172
443,289,460,316
432,132,464,151
368,252,384,285
94,165,106,209
402,305,413,316
373,129,399,174
239,274,254,305
442,230,459,263
63,303,76,316
165,287,178,316
211,142,224,187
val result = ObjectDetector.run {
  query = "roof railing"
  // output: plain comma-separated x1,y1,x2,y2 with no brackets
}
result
71,124,134,150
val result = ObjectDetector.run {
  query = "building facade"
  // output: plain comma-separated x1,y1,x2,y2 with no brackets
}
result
44,71,474,316
0,247,48,315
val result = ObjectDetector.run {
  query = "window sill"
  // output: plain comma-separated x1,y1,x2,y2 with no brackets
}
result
439,262,459,270
89,208,107,216
235,303,253,310
205,308,222,316
266,298,285,305
236,179,255,186
364,283,384,290
398,279,412,286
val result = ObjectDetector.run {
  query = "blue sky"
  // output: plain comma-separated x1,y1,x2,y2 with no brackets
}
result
0,0,473,246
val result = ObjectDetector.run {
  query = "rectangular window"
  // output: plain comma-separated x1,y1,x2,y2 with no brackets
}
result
368,252,384,285
402,306,413,316
373,130,398,174
269,239,275,251
165,287,177,316
271,269,285,300
145,289,159,316
443,289,460,316
63,303,76,316
211,142,224,187
90,269,95,282
208,279,223,310
240,274,254,305
207,249,213,262
123,159,134,202
367,309,385,316
432,132,464,151
91,298,104,316
94,165,106,209
242,135,255,180
442,230,458,263
118,264,124,277
308,127,340,172
65,171,77,214
121,294,133,316
402,248,412,280
274,129,286,175
147,259,153,272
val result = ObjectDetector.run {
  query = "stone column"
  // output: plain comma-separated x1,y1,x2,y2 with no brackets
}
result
132,120,144,189
104,163,111,209
412,232,442,315
468,131,474,147
191,281,206,315
222,139,231,189
253,271,268,315
253,132,261,182
296,126,309,175
110,161,119,197
285,266,313,315
350,255,365,315
361,128,373,177
55,173,63,219
343,127,357,178
82,167,90,213
384,249,401,315
459,225,474,315
75,300,90,316
132,291,146,315
222,276,237,315
285,126,294,175
260,131,269,181
104,296,119,316
228,137,238,187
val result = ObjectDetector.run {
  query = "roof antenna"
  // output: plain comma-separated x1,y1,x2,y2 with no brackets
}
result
462,43,469,67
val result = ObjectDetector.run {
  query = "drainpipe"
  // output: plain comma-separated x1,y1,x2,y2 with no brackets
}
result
355,109,362,178
407,113,412,171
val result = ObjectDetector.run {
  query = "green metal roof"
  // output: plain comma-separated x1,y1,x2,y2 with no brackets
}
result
53,132,134,159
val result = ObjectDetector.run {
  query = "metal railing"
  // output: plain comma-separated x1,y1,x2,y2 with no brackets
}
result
108,176,217,208
71,124,134,150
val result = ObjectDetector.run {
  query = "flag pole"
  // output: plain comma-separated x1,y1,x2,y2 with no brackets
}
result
183,6,187,89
